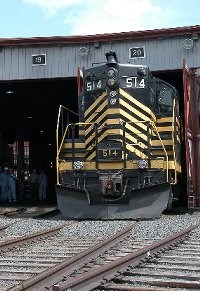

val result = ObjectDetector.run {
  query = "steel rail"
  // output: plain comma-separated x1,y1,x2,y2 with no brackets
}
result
0,224,66,253
0,207,26,217
0,223,13,235
53,224,199,291
10,223,136,291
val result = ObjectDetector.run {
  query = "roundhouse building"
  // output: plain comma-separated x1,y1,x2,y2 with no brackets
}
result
0,25,199,203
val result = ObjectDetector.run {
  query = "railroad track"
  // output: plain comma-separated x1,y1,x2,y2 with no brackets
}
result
0,208,26,217
0,222,69,290
105,228,200,290
0,224,14,237
0,220,131,290
51,224,199,291
5,222,135,290
0,218,199,290
0,206,59,219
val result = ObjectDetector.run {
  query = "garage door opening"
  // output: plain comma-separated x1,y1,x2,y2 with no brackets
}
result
0,77,78,203
0,69,188,207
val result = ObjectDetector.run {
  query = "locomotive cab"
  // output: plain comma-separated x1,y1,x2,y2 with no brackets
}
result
155,79,178,116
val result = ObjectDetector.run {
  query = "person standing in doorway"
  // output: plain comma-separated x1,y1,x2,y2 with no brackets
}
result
7,169,17,203
29,169,38,203
1,167,10,202
0,167,3,201
38,170,47,202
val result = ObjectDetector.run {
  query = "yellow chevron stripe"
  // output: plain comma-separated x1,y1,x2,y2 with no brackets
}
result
84,98,108,123
84,115,148,149
119,98,150,122
85,128,123,150
125,123,148,142
85,136,147,161
120,88,156,121
85,122,148,146
84,91,107,117
85,107,121,137
126,143,148,159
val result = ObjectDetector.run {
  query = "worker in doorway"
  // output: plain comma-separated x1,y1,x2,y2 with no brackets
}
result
29,169,39,203
7,169,17,203
1,167,10,202
18,170,25,203
38,170,47,202
0,167,3,200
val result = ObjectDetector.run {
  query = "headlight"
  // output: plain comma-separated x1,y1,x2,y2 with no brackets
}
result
107,68,118,88
137,67,147,77
138,160,148,169
107,69,115,77
107,78,116,87
73,161,84,170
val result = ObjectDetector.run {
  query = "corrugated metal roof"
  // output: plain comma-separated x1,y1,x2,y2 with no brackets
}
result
0,25,200,47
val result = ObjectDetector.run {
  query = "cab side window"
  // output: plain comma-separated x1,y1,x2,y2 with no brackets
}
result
157,81,173,114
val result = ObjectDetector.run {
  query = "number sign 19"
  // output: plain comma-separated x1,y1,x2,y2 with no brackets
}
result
32,54,46,66
129,47,145,59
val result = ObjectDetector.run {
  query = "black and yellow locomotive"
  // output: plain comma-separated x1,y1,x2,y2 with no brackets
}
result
56,51,182,219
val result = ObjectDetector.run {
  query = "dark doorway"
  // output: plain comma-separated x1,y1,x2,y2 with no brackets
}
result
153,69,187,206
0,77,78,202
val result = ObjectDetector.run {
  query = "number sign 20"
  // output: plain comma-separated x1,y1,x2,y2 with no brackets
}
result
129,47,145,59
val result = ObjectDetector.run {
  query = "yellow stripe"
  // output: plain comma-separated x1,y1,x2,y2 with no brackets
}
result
120,88,156,121
118,107,148,131
151,150,174,156
125,123,148,142
85,107,121,136
157,126,172,132
126,143,148,159
85,98,108,123
104,118,122,124
84,91,107,117
156,117,173,123
59,160,182,172
62,153,85,158
151,140,172,146
62,142,85,149
85,131,148,161
120,98,150,122
79,130,85,135
85,129,127,160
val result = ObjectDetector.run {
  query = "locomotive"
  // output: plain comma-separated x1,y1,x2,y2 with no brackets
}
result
55,51,182,219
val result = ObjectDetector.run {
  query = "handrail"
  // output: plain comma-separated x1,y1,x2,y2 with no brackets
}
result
56,105,79,184
172,99,177,184
56,118,169,183
150,121,169,182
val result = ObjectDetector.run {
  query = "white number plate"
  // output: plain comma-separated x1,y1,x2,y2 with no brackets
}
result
122,77,145,88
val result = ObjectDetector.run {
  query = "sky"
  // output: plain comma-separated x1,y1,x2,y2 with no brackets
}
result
0,0,200,38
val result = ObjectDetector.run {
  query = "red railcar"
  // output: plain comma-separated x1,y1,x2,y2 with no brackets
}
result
183,60,200,209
